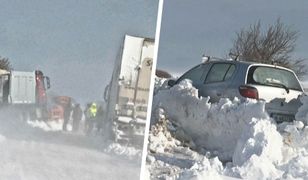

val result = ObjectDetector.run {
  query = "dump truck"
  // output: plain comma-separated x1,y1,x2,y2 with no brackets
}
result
0,69,50,120
104,34,154,145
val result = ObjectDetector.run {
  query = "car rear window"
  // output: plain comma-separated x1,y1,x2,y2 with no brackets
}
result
247,66,302,91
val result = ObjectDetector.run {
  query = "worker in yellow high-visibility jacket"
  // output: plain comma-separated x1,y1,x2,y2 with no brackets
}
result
86,102,97,135
89,103,97,118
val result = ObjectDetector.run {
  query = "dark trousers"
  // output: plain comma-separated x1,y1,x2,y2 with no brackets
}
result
73,119,81,132
85,118,95,134
62,117,69,131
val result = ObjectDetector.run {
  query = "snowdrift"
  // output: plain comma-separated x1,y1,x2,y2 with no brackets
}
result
147,78,308,179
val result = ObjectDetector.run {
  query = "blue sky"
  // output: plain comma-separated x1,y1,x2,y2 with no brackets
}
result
0,0,158,104
157,0,308,79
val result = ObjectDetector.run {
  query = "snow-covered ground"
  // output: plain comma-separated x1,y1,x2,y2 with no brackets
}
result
146,78,308,180
0,107,142,180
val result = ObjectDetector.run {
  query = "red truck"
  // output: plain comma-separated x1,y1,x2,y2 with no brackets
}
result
49,96,72,120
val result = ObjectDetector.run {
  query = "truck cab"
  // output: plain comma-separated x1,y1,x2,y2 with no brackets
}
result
0,69,50,120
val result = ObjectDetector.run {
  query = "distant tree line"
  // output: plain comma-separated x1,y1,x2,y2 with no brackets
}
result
0,56,12,71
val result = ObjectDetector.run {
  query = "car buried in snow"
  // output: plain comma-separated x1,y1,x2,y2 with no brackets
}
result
167,57,305,123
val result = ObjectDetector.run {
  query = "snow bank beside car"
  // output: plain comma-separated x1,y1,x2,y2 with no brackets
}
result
233,118,283,166
147,77,308,179
152,79,271,161
295,96,308,124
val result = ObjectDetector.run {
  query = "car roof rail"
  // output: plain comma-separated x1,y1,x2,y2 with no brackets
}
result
201,54,230,63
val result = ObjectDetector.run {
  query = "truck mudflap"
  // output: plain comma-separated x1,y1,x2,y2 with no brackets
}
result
114,116,146,147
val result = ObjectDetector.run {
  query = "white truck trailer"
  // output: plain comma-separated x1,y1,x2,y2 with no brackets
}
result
104,35,154,145
0,69,50,120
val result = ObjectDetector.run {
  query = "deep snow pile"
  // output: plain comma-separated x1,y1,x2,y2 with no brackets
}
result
152,79,271,161
147,78,308,179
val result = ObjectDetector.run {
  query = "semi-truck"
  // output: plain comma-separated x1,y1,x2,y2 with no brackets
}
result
0,69,50,120
104,34,154,145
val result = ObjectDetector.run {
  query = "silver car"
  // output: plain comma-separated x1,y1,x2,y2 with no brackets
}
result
168,59,304,123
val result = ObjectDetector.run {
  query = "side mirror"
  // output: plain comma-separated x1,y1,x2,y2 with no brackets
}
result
103,84,110,101
45,76,51,89
167,79,176,87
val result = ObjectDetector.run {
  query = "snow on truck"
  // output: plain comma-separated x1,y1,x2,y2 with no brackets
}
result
104,35,154,145
0,69,50,120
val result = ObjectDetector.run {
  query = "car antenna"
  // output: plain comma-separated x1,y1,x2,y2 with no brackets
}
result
229,52,240,61
271,60,277,66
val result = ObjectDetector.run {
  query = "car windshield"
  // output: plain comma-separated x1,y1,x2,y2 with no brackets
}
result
247,66,302,91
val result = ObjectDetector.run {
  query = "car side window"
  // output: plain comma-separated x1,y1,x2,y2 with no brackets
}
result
224,64,236,80
177,64,209,84
205,63,235,84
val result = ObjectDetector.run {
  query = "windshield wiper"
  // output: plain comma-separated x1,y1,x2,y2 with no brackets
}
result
255,81,290,93
265,82,290,94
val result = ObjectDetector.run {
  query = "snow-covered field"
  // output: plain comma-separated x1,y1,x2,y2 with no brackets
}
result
0,108,142,180
146,78,308,180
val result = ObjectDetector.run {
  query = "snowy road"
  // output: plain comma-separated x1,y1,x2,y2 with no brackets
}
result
0,109,141,180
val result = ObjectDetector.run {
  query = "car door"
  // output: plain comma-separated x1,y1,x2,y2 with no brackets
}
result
198,63,236,102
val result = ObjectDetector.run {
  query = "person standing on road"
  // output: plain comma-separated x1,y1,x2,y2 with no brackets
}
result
62,101,72,131
86,102,97,134
84,103,91,133
95,105,104,134
72,103,83,132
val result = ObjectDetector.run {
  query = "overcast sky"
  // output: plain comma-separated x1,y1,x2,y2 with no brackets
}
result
157,0,308,79
0,0,158,104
